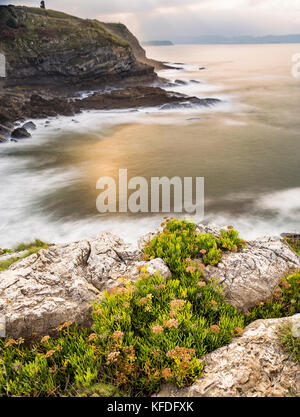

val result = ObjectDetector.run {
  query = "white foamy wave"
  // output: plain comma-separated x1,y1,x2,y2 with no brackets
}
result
222,118,248,126
256,187,300,216
204,212,300,241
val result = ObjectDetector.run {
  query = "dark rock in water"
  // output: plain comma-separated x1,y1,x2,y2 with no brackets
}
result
11,128,31,139
199,67,206,70
281,233,300,240
189,97,221,107
0,124,11,138
160,97,221,110
28,95,75,119
22,121,37,131
0,135,7,143
174,80,188,85
190,80,202,84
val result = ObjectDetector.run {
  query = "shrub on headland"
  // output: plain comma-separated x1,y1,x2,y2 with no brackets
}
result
0,219,299,397
0,239,50,272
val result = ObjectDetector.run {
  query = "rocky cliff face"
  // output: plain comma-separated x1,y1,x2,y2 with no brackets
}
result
0,5,156,87
101,22,167,71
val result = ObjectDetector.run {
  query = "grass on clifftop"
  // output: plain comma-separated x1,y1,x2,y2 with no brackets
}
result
0,5,129,57
0,239,50,271
279,323,300,363
0,219,299,397
285,238,300,256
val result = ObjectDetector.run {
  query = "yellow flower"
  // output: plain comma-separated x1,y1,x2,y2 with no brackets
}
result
161,368,172,381
106,351,121,365
55,321,73,332
157,283,166,290
163,319,178,329
186,266,196,273
210,325,220,334
4,339,17,348
41,335,50,343
170,299,185,311
138,297,148,306
234,327,243,336
111,331,124,340
88,333,98,342
45,350,56,358
151,325,164,335
151,349,161,358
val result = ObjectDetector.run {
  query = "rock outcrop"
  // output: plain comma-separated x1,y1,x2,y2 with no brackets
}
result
11,127,31,139
0,88,221,140
156,314,300,397
204,235,300,312
0,233,170,340
139,223,300,312
1,225,299,340
101,22,167,71
0,5,155,87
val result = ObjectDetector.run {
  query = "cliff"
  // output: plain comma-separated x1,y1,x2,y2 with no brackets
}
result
0,5,156,87
101,22,167,71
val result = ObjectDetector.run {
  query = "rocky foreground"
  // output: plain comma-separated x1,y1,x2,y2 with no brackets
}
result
1,224,299,340
0,223,300,397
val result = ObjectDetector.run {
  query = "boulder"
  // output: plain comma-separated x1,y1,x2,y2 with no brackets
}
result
155,314,300,397
11,127,31,139
130,258,172,280
22,121,37,131
204,235,300,311
174,79,188,85
0,233,171,339
0,123,11,138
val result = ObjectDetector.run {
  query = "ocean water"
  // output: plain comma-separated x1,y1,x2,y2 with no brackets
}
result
0,44,300,247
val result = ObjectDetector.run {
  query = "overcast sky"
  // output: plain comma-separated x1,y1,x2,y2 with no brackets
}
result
1,0,300,40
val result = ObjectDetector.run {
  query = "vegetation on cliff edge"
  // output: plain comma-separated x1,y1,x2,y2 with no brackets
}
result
0,5,129,58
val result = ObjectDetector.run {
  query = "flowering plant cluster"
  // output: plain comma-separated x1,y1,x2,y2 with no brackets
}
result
144,219,246,272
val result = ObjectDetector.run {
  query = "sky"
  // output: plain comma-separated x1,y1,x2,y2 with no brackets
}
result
1,0,300,41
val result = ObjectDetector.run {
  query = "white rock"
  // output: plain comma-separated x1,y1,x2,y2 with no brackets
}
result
156,314,300,397
204,235,300,311
0,232,170,339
